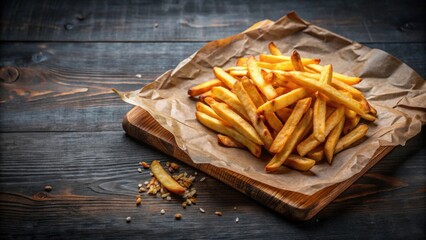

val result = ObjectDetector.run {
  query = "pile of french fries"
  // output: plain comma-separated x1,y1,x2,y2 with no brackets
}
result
188,42,376,173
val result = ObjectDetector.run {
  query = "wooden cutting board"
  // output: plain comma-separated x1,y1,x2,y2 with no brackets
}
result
122,106,394,221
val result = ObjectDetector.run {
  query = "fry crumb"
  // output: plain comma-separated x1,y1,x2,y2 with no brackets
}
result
215,211,222,216
44,185,52,192
199,208,205,213
126,216,131,223
144,181,149,185
194,171,198,176
175,213,182,220
135,74,142,78
137,168,142,173
160,209,165,215
140,161,150,169
136,197,142,206
166,196,172,201
138,183,143,188
139,187,146,193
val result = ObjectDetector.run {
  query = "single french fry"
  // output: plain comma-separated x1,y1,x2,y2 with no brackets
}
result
313,94,327,142
234,81,274,150
188,79,223,97
268,42,282,56
213,67,238,90
270,98,312,153
229,69,248,77
217,134,244,148
335,124,369,153
306,64,362,85
297,106,345,156
338,91,358,119
225,66,246,72
259,54,320,64
307,145,324,162
257,88,308,115
291,50,305,71
258,59,321,71
211,86,250,120
284,154,316,171
265,109,313,172
196,102,223,121
275,107,293,122
196,111,261,157
319,64,332,84
275,71,376,121
241,78,283,132
247,56,278,100
324,116,345,164
343,115,361,135
236,57,248,66
331,78,364,100
206,98,263,145
151,160,186,195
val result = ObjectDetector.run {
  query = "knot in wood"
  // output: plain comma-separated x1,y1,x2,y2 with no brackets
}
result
0,66,20,83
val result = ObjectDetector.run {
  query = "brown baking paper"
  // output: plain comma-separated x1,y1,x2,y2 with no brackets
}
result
117,12,426,195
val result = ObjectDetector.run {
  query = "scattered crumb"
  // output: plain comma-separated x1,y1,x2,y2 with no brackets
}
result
137,168,142,173
144,181,149,185
194,171,198,176
175,213,182,220
215,211,222,216
135,74,142,78
199,208,205,213
138,183,143,188
136,197,142,206
140,161,150,169
235,217,239,223
160,209,165,215
166,196,172,201
126,216,131,223
200,177,206,182
234,206,237,210
44,185,52,192
154,23,159,28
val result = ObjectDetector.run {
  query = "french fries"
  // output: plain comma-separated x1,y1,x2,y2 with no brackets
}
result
151,160,186,195
189,42,375,173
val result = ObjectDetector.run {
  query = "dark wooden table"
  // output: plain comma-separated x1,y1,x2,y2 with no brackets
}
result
1,0,425,239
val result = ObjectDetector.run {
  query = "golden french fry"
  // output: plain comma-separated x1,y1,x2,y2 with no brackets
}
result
291,50,305,71
258,59,321,71
199,90,213,102
213,67,238,89
331,78,364,100
247,56,278,100
225,66,246,72
324,115,345,164
259,54,320,64
313,94,327,142
217,134,244,148
196,102,223,121
188,79,223,97
268,42,282,56
305,64,362,85
335,124,369,153
257,88,308,115
297,106,345,156
229,69,248,77
234,81,274,150
275,107,293,122
151,160,186,195
211,86,250,120
284,154,316,171
319,64,332,84
265,109,313,172
343,115,361,135
275,71,376,121
196,111,261,157
270,98,312,153
207,98,263,145
307,145,324,162
241,78,283,132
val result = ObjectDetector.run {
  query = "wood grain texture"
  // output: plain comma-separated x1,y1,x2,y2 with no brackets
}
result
0,129,424,239
0,42,424,132
1,0,425,42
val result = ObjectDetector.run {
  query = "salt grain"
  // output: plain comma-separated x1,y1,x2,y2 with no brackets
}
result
166,196,172,201
215,211,222,216
235,217,239,223
135,74,142,78
199,208,205,213
199,177,206,182
137,168,142,173
126,216,131,223
160,209,165,215
144,181,149,185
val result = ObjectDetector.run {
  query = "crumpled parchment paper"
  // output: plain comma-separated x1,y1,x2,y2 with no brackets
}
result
117,12,425,195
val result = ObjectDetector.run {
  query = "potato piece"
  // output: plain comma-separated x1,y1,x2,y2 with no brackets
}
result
290,50,305,71
217,134,244,148
206,98,263,145
151,160,186,195
335,124,369,153
324,115,345,164
257,88,308,115
188,79,223,97
196,102,222,121
265,109,313,172
313,94,327,142
297,106,345,156
247,56,278,100
234,81,274,150
230,69,248,77
284,154,316,171
213,67,238,89
196,111,261,157
270,98,312,153
268,42,282,56
211,86,250,120
305,64,362,85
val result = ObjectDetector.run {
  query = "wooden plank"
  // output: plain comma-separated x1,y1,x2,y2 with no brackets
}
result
121,107,423,220
0,131,424,238
0,42,424,132
1,0,425,42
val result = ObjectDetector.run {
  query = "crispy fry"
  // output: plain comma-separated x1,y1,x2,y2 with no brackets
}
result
151,160,186,195
217,134,244,148
188,79,223,97
213,67,238,89
284,154,316,171
196,102,222,121
257,59,320,71
247,56,278,100
319,64,332,84
307,145,324,162
270,98,312,153
211,86,250,120
241,78,283,132
275,71,376,121
265,109,313,172
343,115,361,135
234,81,274,150
196,111,261,157
297,106,345,156
313,94,327,142
324,115,345,164
305,64,362,85
268,42,282,56
207,98,263,145
229,69,248,77
335,124,369,153
257,88,308,115
291,50,305,71
332,78,364,100
259,54,320,64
